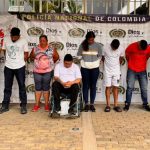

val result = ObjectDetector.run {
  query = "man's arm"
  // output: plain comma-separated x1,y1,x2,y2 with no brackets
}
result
65,65,82,87
0,38,6,54
0,48,5,51
66,78,81,87
29,48,35,61
54,76,65,86
61,78,81,88
53,48,59,63
125,46,130,62
119,47,125,64
23,39,29,62
146,46,150,59
24,52,29,62
101,45,105,63
119,56,124,64
101,56,105,62
0,48,5,55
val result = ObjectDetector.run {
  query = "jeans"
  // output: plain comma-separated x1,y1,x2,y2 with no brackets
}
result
2,66,27,108
52,81,79,111
81,67,99,105
126,69,148,105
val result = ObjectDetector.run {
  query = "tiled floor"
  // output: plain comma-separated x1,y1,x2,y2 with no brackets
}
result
0,104,150,150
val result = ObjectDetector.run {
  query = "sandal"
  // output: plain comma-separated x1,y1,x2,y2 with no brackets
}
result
104,106,111,112
113,106,122,112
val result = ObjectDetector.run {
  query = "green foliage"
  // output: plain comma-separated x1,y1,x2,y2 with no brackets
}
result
29,0,82,13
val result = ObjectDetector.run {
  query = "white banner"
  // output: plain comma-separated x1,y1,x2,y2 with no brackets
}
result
0,14,150,103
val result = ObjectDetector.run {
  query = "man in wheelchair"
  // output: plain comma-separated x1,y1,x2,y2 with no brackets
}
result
51,54,82,118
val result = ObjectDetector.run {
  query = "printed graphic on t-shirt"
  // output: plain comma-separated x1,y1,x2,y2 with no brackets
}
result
7,45,19,59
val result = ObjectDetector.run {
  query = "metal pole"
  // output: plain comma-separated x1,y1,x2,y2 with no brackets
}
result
39,0,42,13
148,0,150,16
84,0,87,14
105,0,108,14
91,0,93,14
120,0,123,14
33,0,35,12
127,0,130,14
75,1,77,14
47,1,49,13
140,0,142,7
82,0,85,13
134,0,136,15
61,0,63,13
3,0,5,12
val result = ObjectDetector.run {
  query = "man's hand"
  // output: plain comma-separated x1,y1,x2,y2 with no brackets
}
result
54,76,81,88
63,81,73,88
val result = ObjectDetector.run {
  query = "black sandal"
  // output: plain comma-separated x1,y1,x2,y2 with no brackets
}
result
104,106,111,112
113,106,122,112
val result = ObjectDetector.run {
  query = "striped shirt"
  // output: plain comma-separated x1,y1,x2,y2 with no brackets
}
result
77,42,103,69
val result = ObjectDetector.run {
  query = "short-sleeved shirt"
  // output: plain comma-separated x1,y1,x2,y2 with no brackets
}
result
77,42,103,69
125,42,150,72
103,45,124,75
54,62,82,83
2,37,29,69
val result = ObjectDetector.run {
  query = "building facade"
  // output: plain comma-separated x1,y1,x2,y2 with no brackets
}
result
0,0,149,15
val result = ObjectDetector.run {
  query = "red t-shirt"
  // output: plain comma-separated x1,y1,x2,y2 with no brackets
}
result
125,42,150,72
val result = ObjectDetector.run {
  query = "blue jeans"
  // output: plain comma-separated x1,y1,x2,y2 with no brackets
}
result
81,67,99,105
126,69,148,105
2,66,27,108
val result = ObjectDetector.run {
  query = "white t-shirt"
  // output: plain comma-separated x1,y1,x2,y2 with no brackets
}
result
103,45,124,75
54,62,82,83
2,37,29,69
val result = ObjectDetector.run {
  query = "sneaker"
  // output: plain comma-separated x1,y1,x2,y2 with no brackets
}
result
32,105,40,112
84,104,89,112
51,111,60,118
90,105,96,112
123,103,130,111
45,105,50,112
143,104,150,111
0,106,9,114
21,106,27,114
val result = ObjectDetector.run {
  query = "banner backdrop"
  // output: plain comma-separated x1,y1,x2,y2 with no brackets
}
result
0,14,150,103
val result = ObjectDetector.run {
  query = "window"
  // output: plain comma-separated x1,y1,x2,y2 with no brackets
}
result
5,0,150,15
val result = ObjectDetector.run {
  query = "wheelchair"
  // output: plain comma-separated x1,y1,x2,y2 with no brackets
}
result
49,86,83,119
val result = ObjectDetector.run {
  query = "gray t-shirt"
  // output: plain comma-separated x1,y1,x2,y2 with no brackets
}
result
77,42,103,69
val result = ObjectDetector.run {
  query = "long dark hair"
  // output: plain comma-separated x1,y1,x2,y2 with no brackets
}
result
82,31,95,51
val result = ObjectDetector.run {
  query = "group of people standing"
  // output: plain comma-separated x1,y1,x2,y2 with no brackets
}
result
0,27,150,115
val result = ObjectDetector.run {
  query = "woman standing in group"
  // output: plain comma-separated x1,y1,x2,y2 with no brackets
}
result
30,35,59,112
77,31,103,112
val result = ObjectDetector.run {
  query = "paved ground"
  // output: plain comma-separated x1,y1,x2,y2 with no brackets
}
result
0,103,150,150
